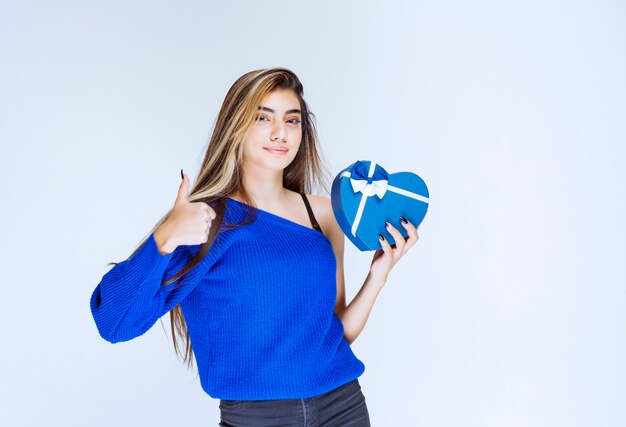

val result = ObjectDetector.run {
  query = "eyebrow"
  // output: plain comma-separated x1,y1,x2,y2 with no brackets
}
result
258,105,301,115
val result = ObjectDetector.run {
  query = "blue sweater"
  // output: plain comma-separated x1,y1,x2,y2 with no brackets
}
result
90,197,365,400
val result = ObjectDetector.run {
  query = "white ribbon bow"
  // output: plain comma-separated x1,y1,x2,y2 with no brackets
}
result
349,178,388,198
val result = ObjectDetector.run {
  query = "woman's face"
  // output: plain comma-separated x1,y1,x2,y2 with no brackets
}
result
241,88,303,172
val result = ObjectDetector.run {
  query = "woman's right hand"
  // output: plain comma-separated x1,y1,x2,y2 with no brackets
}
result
154,172,216,255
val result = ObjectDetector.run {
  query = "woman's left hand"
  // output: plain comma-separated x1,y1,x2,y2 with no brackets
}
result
369,213,425,284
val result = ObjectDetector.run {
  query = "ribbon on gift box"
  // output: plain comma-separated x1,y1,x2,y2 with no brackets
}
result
340,160,430,237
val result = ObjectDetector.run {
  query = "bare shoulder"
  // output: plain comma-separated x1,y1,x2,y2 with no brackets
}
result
305,194,342,242
304,193,332,215
304,194,332,222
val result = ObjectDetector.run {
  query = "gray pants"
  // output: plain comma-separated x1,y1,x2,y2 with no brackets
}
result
218,379,371,427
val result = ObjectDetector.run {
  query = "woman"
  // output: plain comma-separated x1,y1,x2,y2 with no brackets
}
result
90,67,421,426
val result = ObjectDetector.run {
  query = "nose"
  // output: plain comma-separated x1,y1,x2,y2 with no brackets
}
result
271,121,287,142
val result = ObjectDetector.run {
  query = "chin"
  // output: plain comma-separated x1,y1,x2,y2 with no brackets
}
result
249,159,295,172
265,154,297,167
272,160,296,171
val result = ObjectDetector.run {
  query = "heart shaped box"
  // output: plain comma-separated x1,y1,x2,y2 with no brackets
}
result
331,160,430,251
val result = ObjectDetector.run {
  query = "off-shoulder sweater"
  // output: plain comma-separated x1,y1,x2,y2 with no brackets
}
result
89,197,365,400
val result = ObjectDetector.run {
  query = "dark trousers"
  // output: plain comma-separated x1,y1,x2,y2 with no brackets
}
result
218,378,371,427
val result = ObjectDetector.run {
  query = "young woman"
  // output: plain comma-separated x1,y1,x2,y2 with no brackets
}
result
90,67,421,426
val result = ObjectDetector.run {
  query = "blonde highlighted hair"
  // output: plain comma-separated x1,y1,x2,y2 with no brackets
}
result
108,67,332,369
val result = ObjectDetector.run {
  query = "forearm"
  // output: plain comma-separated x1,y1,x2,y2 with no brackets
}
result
338,272,386,345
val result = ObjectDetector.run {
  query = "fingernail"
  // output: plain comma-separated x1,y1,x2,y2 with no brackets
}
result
385,221,391,228
400,216,408,224
378,233,385,241
181,169,184,180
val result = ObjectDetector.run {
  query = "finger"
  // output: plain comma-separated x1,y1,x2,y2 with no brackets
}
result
175,171,190,205
208,205,217,220
378,232,392,255
399,218,419,249
201,203,216,220
385,222,406,254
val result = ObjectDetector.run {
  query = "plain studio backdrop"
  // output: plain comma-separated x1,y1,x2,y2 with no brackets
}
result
1,1,624,426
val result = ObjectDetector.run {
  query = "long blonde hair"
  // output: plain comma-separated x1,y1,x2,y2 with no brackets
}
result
108,67,332,369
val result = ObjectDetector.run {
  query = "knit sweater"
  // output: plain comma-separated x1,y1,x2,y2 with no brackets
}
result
90,197,365,400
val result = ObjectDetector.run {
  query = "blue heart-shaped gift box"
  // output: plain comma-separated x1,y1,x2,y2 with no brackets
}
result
331,160,430,251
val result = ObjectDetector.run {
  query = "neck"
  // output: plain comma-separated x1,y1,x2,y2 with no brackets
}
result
238,163,289,207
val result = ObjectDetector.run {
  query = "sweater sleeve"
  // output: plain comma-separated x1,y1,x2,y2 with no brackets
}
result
89,232,214,343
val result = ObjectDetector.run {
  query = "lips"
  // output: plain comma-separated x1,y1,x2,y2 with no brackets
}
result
264,147,288,153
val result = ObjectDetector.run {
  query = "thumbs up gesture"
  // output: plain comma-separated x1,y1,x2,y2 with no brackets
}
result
154,170,217,255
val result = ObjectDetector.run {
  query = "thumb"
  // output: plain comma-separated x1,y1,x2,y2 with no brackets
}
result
175,170,190,205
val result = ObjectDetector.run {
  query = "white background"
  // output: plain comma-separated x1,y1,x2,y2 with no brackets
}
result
1,1,624,426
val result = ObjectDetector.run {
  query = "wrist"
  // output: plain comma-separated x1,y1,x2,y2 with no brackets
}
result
367,270,388,288
154,224,177,255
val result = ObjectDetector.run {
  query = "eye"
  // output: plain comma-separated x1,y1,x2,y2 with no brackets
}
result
256,114,269,122
288,118,301,125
